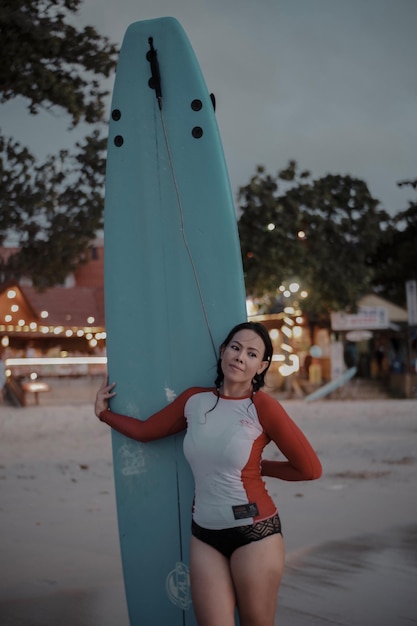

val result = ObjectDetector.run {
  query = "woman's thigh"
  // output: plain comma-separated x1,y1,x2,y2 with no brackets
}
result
231,533,285,626
189,535,236,626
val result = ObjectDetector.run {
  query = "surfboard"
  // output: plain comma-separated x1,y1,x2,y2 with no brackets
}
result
304,366,357,402
104,17,246,626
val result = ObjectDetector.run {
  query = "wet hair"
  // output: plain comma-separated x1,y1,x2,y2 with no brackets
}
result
201,322,273,420
214,321,273,392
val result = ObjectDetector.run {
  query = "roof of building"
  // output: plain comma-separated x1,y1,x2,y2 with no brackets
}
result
0,241,105,336
358,293,408,323
0,283,104,342
21,285,104,327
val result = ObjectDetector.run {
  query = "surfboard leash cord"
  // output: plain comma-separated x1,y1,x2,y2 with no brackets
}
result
159,107,218,361
146,37,218,361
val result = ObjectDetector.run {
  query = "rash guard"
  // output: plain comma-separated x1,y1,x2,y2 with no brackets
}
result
99,387,322,530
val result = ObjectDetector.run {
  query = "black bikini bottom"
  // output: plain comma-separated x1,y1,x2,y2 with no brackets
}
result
191,513,282,559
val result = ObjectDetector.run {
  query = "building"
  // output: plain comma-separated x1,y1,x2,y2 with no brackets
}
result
331,293,409,378
0,241,105,375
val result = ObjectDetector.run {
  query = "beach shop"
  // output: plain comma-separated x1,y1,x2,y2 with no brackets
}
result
331,293,416,397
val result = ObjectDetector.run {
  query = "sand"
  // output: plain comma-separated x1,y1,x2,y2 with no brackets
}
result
0,379,416,625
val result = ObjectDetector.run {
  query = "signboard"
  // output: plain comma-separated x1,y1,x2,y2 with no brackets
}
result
331,306,388,331
345,330,373,342
406,280,417,326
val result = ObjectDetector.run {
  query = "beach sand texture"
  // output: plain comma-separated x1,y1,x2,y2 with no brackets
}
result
1,379,416,625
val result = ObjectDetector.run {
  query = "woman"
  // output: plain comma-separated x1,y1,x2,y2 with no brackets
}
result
95,321,322,626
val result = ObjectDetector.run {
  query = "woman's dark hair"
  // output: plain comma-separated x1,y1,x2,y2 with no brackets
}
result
214,321,273,392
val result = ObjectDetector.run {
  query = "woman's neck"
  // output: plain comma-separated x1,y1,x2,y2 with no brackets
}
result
220,382,253,398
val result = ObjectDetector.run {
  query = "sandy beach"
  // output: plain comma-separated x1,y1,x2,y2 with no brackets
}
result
1,379,416,625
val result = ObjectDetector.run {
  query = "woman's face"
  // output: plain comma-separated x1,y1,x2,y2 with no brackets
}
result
220,329,269,388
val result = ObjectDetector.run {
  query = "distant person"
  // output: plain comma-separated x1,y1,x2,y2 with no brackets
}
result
303,353,313,379
25,342,37,358
0,352,6,403
95,321,322,626
375,344,385,377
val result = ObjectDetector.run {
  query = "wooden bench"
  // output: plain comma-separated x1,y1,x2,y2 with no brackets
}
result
21,381,51,406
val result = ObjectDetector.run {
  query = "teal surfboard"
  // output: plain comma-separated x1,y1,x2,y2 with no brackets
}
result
104,18,246,625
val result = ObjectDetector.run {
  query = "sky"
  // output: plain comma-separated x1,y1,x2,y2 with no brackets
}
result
2,0,417,215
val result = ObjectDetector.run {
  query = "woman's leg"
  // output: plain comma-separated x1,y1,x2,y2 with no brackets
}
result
230,533,285,626
190,535,236,626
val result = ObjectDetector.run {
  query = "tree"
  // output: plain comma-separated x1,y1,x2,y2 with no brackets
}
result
371,179,417,307
0,0,118,287
238,162,390,316
238,163,309,297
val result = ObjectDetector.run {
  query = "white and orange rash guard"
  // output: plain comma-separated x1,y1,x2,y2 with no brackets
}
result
99,387,322,530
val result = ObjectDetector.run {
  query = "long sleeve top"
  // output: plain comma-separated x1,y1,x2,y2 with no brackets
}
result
100,387,322,529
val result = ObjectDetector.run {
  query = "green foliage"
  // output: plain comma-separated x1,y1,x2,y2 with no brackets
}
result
238,162,392,315
0,0,118,287
371,180,417,307
0,0,117,125
0,131,106,287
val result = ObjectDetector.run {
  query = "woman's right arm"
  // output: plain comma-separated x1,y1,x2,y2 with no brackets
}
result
94,377,188,442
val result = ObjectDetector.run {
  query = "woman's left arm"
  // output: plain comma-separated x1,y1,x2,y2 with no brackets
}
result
256,393,322,481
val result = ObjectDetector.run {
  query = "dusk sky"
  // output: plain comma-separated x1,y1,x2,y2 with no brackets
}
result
2,0,416,215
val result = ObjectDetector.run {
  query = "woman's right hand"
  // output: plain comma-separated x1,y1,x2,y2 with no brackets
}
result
95,376,116,418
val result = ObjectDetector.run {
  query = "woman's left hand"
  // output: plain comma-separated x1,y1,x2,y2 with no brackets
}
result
95,376,116,418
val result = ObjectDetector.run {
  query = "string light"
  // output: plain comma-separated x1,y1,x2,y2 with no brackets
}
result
293,326,302,339
6,356,107,366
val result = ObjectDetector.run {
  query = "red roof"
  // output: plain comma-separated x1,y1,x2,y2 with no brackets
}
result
0,241,105,331
20,285,104,328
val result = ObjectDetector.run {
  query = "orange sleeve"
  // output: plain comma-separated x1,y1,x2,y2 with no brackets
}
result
255,392,322,481
99,387,205,442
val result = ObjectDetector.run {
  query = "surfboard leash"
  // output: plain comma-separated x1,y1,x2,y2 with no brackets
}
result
159,110,218,361
147,37,218,362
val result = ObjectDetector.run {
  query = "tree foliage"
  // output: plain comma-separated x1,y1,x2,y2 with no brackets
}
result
0,0,118,287
371,179,417,306
0,0,117,126
238,162,392,316
0,131,107,287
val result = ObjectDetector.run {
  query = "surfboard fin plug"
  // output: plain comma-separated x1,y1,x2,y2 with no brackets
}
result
147,37,163,110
